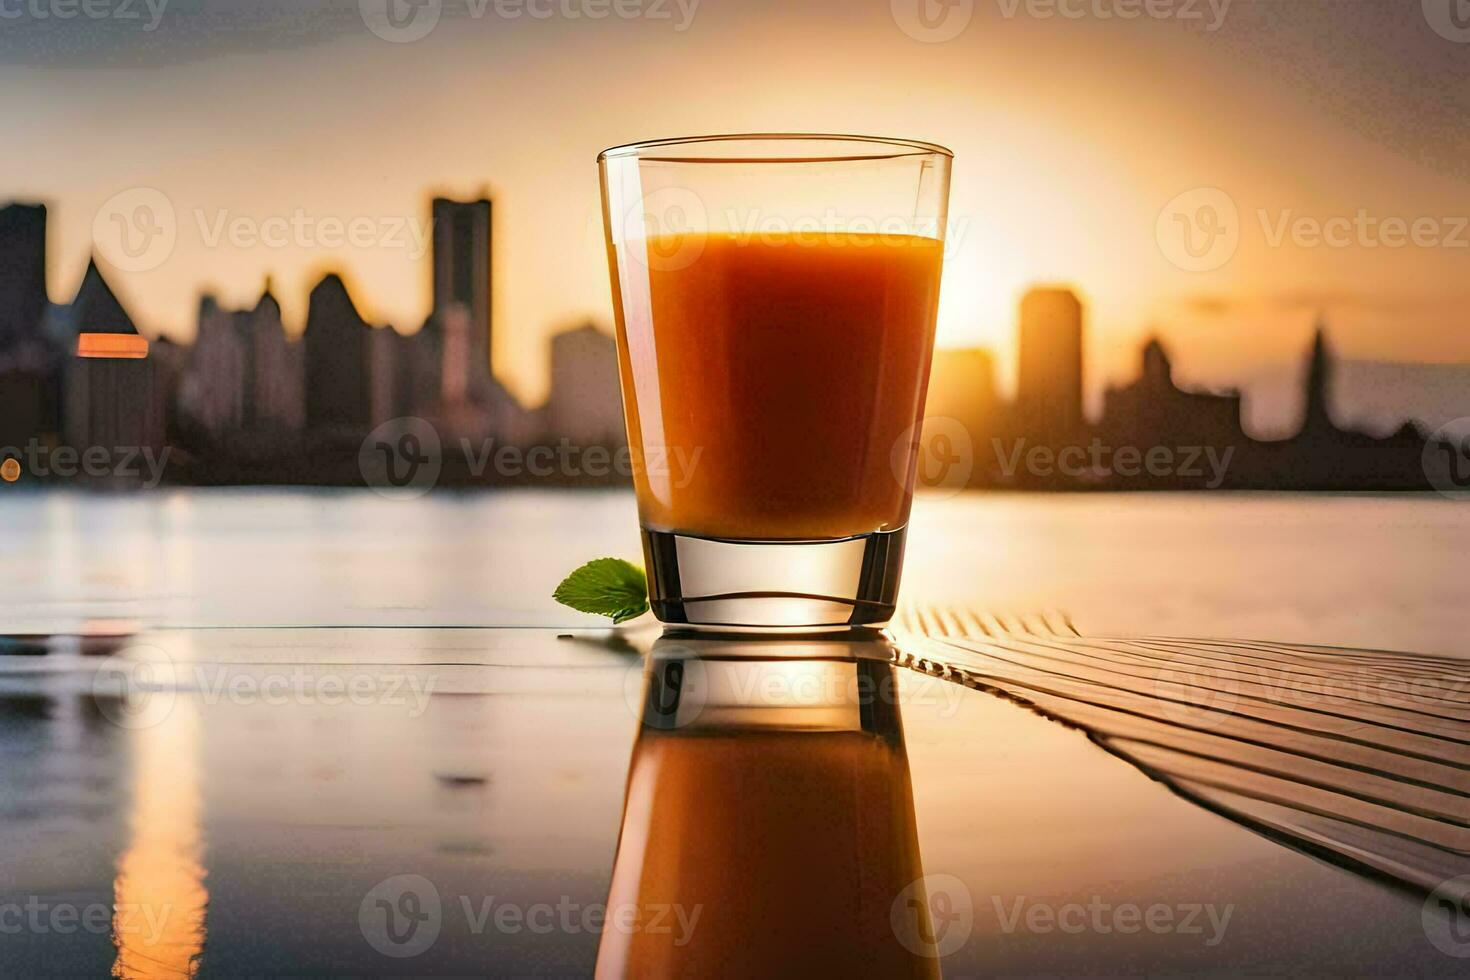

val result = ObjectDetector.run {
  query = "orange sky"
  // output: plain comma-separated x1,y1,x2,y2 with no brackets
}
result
2,1,1466,430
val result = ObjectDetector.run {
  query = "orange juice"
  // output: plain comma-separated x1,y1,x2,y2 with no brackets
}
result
612,231,943,540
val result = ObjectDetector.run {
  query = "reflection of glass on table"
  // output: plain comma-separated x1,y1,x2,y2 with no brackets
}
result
596,633,939,978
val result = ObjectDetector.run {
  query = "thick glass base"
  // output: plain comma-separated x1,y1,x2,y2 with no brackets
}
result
640,527,906,629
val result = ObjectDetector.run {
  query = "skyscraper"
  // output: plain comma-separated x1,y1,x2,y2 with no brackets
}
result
1017,287,1084,444
247,286,304,434
303,274,371,434
430,196,491,377
1301,319,1336,436
0,204,52,446
63,261,165,464
178,295,248,437
0,203,47,352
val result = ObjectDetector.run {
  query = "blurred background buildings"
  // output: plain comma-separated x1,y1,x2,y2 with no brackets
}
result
0,196,1459,491
0,196,624,486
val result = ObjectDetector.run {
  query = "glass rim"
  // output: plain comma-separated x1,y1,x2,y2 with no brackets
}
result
597,133,953,164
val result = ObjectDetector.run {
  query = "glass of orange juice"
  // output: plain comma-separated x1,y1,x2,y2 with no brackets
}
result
598,134,952,628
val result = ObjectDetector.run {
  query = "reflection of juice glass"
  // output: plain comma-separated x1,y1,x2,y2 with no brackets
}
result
598,135,952,629
595,636,937,978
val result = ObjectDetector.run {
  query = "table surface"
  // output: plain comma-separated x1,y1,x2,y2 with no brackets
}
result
1,490,1467,977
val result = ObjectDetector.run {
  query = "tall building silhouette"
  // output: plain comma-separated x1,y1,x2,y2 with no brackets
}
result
179,296,248,436
247,286,304,433
1017,287,1084,444
430,196,492,376
0,204,53,445
0,203,47,352
368,323,415,427
1301,320,1335,436
179,284,303,444
303,274,371,433
62,261,165,463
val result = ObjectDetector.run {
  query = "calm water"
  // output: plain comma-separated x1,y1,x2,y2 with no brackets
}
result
1,489,1465,975
1,489,1466,657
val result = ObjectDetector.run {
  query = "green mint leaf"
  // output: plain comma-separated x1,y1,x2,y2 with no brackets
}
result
553,558,649,625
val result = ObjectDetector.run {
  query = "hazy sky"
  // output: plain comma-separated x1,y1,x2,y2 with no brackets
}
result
2,0,1467,428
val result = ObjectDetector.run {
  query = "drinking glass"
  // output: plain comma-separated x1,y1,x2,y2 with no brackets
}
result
598,134,952,628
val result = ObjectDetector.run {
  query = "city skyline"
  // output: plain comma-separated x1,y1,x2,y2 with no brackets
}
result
10,180,1470,437
2,186,1462,493
4,3,1469,430
0,193,629,488
928,287,1446,491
